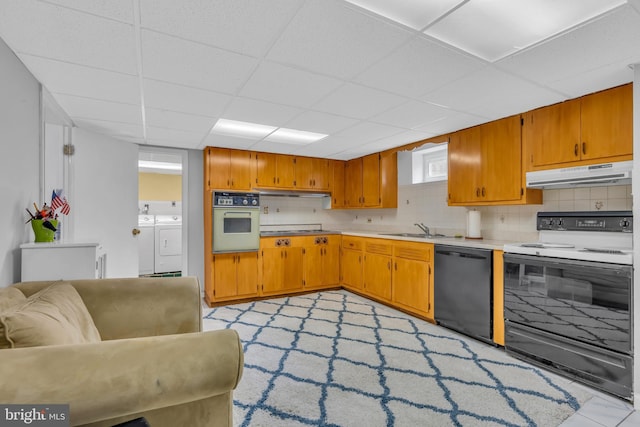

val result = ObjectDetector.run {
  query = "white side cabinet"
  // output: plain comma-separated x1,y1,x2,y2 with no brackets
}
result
20,242,106,281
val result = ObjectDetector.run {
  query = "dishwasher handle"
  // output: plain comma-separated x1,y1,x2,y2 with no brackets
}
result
436,250,488,260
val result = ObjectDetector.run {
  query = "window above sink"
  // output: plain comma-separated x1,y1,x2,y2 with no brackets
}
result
398,142,448,185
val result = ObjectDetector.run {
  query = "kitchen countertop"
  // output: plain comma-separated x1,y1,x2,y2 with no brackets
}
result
260,230,342,237
340,231,516,251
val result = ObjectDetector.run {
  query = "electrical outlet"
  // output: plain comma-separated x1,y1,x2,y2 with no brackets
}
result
367,218,372,223
263,206,269,214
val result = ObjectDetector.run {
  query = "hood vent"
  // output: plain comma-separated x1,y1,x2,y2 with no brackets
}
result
526,161,632,189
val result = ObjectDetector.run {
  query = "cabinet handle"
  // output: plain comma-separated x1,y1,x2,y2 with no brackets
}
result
358,255,361,264
476,188,480,197
482,187,486,197
285,251,287,259
574,143,579,157
387,261,390,270
227,179,230,186
273,177,276,184
582,142,586,155
394,262,397,271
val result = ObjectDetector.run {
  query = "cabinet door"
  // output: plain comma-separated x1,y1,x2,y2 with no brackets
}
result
363,253,392,300
313,158,331,190
236,252,259,297
261,247,284,294
207,147,231,190
345,158,362,207
322,243,341,286
448,127,482,204
282,247,303,291
362,153,380,207
256,152,277,187
331,160,346,208
276,154,296,188
393,257,430,315
229,150,254,190
342,249,363,290
581,84,633,160
303,244,323,289
212,253,238,299
482,116,522,202
295,156,314,189
525,100,581,168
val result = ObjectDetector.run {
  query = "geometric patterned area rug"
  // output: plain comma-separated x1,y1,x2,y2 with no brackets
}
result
203,291,594,427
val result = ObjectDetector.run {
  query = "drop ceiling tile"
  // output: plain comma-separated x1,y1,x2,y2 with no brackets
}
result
145,108,217,133
413,111,487,136
355,35,485,98
0,0,136,74
345,0,465,31
289,135,362,158
313,83,408,120
331,121,404,144
19,55,140,104
42,0,134,23
140,0,302,57
73,118,144,139
283,111,358,135
249,141,303,155
268,0,412,80
424,66,565,120
222,97,302,127
143,79,232,117
54,94,142,125
497,4,640,95
366,129,437,150
201,133,260,150
371,100,451,129
141,30,258,94
547,61,635,99
146,126,206,148
238,61,343,108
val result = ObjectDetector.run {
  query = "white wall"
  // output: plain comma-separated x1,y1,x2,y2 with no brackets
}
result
187,149,204,289
0,37,41,287
632,64,639,407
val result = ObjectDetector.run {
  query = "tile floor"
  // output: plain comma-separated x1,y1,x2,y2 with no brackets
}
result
560,386,637,427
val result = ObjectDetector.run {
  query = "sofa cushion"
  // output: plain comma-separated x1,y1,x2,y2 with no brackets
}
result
0,287,26,310
0,282,101,349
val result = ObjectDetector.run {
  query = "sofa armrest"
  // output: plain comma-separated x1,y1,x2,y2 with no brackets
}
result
0,329,243,426
14,277,202,340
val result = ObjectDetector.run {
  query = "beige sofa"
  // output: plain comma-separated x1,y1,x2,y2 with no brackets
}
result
0,277,243,427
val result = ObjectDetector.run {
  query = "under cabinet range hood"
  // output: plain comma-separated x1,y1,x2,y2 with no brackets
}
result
526,160,632,189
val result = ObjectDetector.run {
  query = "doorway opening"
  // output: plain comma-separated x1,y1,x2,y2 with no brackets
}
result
137,147,188,278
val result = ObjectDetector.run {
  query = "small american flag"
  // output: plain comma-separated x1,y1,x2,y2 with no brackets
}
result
51,190,70,215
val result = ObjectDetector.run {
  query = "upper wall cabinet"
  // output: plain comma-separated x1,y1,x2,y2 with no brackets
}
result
205,147,254,191
448,115,542,206
524,83,633,170
294,156,331,191
343,152,397,209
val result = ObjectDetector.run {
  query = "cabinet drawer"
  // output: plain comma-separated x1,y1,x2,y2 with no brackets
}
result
365,240,393,256
342,236,363,251
394,242,431,261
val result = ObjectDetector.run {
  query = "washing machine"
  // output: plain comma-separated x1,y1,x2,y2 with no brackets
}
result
137,215,155,275
154,215,182,274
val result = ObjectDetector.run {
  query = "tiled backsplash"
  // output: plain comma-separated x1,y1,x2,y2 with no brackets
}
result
259,183,633,243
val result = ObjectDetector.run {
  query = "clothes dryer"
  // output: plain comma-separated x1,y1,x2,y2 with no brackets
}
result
137,215,155,275
154,215,182,273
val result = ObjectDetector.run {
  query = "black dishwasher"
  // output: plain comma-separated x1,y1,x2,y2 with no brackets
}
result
434,245,493,344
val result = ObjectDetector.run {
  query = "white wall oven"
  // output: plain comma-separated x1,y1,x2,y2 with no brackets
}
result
212,192,260,253
503,211,633,400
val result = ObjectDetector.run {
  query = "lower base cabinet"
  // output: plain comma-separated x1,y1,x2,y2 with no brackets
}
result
391,242,433,318
302,236,340,290
363,241,393,301
261,245,303,296
210,252,259,302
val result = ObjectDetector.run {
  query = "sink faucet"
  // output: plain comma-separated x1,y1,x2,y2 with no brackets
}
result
414,223,430,236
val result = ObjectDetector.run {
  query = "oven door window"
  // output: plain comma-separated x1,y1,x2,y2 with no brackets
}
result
504,254,632,354
223,216,251,234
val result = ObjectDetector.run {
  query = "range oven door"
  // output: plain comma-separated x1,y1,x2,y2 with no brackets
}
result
212,207,260,253
503,253,633,399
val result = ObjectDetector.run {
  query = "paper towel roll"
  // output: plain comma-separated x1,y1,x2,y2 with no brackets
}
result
466,210,482,239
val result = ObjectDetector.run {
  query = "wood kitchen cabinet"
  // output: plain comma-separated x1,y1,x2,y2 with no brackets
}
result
331,160,346,208
448,115,540,206
343,152,397,209
302,235,340,290
363,240,393,301
255,152,296,189
204,147,253,190
341,236,364,291
524,83,633,170
295,156,331,191
392,241,433,319
211,252,259,302
261,237,303,295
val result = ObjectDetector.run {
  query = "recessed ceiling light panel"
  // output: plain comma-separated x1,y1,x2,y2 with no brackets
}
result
211,119,277,139
345,0,465,30
264,128,329,145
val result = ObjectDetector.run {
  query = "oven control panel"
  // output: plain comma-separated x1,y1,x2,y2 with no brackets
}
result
537,211,632,232
213,191,260,207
